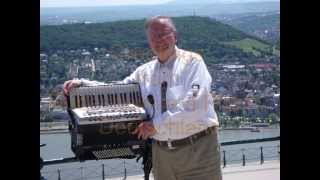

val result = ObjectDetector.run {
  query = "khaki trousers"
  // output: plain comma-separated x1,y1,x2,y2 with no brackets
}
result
152,128,222,180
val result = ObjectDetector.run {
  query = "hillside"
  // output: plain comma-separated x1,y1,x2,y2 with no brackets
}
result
216,12,280,44
41,16,275,64
40,16,280,99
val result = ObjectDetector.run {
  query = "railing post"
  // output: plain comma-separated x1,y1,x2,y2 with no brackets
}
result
102,164,105,180
58,168,61,180
223,150,226,168
40,156,44,180
260,146,264,164
80,167,84,180
242,149,246,166
277,144,280,160
123,160,127,180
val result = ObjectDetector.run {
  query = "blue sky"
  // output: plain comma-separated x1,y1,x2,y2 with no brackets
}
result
40,0,174,7
40,0,279,8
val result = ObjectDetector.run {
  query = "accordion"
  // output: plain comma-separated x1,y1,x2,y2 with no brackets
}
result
67,83,149,161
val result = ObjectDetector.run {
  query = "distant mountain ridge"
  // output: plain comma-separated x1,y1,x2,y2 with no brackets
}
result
40,1,279,25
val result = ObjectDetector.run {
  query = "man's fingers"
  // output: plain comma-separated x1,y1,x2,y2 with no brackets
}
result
67,82,73,91
63,81,72,96
132,127,139,135
138,122,144,128
142,133,148,140
144,122,156,134
132,122,144,135
146,128,156,139
132,122,156,139
144,124,153,131
137,129,144,139
64,80,81,96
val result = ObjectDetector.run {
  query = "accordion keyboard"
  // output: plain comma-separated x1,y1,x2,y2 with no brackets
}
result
69,83,143,109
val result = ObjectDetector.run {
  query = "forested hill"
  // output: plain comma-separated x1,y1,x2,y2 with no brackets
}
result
41,16,276,64
216,13,280,44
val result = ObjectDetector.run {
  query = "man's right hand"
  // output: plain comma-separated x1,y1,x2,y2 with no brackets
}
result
63,79,82,96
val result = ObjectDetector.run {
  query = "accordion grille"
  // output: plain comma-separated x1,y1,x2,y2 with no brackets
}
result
69,83,142,109
92,147,135,159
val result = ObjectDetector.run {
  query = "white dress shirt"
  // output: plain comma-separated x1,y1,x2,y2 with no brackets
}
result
81,46,219,141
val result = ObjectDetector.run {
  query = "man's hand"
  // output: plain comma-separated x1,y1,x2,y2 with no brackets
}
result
63,79,82,96
132,121,157,140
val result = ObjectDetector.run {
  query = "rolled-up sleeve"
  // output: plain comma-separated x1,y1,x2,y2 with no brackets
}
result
79,78,107,86
122,67,141,84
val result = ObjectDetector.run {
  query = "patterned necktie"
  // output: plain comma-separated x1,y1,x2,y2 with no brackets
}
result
161,81,168,113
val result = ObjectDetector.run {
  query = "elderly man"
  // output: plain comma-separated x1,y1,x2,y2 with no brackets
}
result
64,16,222,180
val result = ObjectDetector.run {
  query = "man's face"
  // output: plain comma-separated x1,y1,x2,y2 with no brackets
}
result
147,21,177,60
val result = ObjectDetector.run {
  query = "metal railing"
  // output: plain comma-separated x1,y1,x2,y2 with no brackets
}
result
221,145,280,168
41,144,280,180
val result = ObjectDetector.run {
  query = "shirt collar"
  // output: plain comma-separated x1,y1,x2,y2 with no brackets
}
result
157,46,179,68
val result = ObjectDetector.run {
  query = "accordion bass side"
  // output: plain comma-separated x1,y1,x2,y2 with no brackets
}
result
67,83,148,161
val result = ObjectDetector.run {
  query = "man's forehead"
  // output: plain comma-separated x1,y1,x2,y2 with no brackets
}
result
148,19,173,30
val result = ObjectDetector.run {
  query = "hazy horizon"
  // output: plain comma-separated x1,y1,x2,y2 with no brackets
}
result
41,0,279,8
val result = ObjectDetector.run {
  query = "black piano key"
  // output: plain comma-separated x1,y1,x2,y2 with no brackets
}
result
115,94,118,104
88,95,92,106
79,96,82,107
120,93,123,104
108,94,111,105
129,93,132,104
102,95,105,106
98,94,101,106
136,91,140,104
111,94,114,105
132,92,136,104
92,95,95,106
85,95,89,107
124,93,127,104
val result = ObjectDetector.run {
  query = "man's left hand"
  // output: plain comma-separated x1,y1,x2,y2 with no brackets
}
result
132,121,156,140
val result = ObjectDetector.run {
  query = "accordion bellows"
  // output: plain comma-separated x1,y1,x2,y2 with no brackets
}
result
67,83,148,161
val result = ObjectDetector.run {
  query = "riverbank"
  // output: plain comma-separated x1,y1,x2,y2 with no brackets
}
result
40,129,69,134
221,124,280,131
40,122,279,134
222,127,255,130
40,122,69,134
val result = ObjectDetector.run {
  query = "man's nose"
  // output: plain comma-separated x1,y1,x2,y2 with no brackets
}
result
153,37,166,44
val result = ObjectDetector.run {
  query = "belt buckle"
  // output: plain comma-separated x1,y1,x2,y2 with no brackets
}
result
167,139,176,150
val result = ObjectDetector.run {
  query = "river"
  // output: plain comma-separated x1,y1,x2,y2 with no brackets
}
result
40,127,280,180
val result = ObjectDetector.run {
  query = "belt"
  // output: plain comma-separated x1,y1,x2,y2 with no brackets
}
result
154,126,217,150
